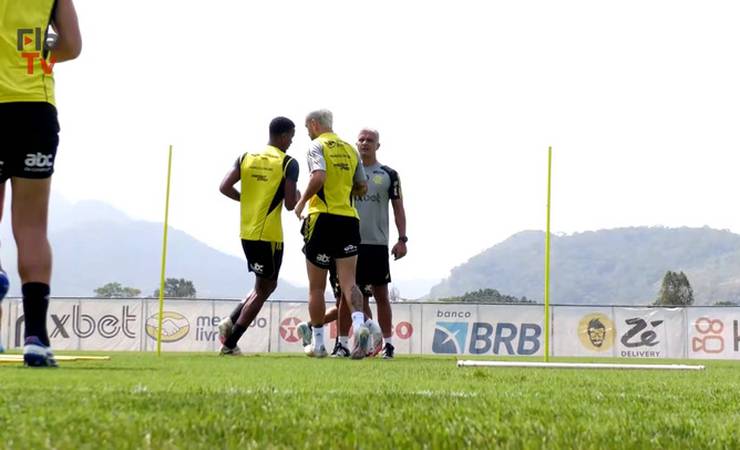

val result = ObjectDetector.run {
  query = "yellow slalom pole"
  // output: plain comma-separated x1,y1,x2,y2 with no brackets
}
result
157,145,173,356
544,146,552,362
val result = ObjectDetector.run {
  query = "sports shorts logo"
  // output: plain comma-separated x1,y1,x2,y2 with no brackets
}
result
432,322,469,354
316,253,330,264
251,263,264,274
24,153,53,168
145,311,190,342
343,245,357,253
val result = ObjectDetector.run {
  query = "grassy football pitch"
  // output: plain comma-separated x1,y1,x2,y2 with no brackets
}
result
1,353,739,449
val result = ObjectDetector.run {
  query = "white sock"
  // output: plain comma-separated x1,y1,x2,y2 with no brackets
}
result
351,312,365,333
339,336,349,348
312,325,325,348
385,337,393,347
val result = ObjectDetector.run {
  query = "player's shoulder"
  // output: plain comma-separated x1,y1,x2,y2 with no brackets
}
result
379,164,399,178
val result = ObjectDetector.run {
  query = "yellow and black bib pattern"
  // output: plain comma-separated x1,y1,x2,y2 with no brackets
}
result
307,133,360,219
240,146,292,242
0,0,57,104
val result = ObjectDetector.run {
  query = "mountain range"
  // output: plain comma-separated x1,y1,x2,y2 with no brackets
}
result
428,227,740,305
0,195,305,299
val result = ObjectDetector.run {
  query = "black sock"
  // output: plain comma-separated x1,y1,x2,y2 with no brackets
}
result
22,282,50,346
224,323,247,349
229,303,244,324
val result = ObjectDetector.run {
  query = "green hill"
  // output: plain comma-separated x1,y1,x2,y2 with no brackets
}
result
0,197,305,299
428,227,740,305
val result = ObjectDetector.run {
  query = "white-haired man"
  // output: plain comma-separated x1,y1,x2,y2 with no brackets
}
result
294,110,369,359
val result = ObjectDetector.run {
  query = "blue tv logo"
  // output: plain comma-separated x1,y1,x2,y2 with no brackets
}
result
433,322,469,354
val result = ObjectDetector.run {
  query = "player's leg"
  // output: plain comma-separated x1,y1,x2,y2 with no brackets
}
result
331,292,351,357
221,241,281,354
12,177,56,367
356,245,383,356
323,263,340,325
304,260,328,357
373,284,395,359
297,214,332,357
221,279,275,354
218,289,255,344
335,255,369,359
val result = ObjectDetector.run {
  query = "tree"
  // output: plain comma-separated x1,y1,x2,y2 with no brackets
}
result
94,282,141,298
438,288,534,304
713,300,738,306
153,278,197,298
654,271,694,306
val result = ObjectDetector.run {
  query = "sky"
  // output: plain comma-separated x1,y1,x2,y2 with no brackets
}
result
6,0,740,297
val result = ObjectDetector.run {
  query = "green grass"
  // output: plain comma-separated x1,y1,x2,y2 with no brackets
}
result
1,353,739,449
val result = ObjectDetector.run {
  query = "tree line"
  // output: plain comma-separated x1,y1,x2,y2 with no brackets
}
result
434,271,737,306
94,278,196,298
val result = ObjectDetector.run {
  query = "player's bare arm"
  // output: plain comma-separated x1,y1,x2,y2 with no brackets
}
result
284,178,299,211
50,0,82,62
294,170,325,219
391,197,407,260
219,166,241,201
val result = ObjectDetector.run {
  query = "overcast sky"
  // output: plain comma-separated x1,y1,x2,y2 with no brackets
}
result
5,0,740,296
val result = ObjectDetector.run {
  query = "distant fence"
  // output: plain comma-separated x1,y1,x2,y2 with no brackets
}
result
2,298,739,359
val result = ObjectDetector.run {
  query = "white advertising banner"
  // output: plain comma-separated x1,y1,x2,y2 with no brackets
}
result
613,308,686,359
687,308,740,360
271,302,311,353
6,298,740,360
39,299,143,351
553,307,616,357
421,303,544,356
142,300,271,353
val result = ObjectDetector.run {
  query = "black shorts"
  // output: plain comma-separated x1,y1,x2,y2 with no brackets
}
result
328,244,390,298
0,102,60,183
241,240,283,280
302,213,360,269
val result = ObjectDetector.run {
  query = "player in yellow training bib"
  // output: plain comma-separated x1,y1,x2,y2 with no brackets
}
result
0,0,81,366
216,117,300,355
293,109,371,359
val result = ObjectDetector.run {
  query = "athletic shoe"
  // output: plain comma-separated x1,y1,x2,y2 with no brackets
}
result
217,317,234,345
351,325,370,360
23,336,58,368
382,343,395,359
0,268,9,301
366,321,383,357
219,345,242,356
296,321,313,347
305,343,327,358
331,341,350,358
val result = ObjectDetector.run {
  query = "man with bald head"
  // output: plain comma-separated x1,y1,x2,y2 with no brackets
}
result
330,128,407,359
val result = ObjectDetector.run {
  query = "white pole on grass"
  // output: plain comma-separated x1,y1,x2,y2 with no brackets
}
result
457,360,705,371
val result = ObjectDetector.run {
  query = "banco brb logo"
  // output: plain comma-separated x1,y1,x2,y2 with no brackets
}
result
433,321,541,355
146,312,190,343
433,322,469,354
